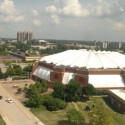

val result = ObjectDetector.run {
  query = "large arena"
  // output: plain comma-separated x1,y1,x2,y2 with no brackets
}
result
32,50,125,89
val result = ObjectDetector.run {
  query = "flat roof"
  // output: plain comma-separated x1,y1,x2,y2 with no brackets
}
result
89,75,125,88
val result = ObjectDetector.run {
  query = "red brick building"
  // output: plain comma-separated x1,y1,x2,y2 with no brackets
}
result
108,89,125,113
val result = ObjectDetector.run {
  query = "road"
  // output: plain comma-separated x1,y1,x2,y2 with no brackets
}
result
0,83,45,125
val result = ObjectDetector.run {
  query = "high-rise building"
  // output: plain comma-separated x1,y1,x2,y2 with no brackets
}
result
28,32,33,42
23,31,27,41
17,31,33,42
17,31,23,42
102,41,108,49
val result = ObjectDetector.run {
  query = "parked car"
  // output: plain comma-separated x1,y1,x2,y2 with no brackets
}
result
13,84,18,88
5,98,13,103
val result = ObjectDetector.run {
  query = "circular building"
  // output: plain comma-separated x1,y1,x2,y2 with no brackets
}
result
32,50,125,89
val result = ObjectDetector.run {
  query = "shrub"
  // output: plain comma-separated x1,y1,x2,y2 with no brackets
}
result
96,90,108,95
65,80,83,102
52,81,65,99
82,84,96,96
42,95,67,111
25,91,43,108
17,88,22,94
23,86,28,93
66,109,84,125
41,80,48,93
56,98,67,110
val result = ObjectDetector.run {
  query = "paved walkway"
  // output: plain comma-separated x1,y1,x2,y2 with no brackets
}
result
72,102,79,111
0,84,44,125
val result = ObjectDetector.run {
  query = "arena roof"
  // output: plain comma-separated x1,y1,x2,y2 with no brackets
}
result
40,50,125,69
32,50,125,88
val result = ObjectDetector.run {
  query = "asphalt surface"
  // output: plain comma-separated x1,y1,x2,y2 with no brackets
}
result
0,83,45,125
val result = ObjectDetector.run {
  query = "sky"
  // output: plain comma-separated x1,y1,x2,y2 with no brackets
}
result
0,0,125,41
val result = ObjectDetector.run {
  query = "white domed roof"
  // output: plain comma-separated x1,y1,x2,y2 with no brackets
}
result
40,50,125,69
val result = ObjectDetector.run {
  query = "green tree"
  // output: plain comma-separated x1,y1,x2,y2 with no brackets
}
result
6,66,15,76
23,65,32,72
26,90,42,108
26,81,42,98
66,109,84,125
89,101,112,125
26,82,43,107
82,84,96,96
12,65,22,75
43,95,59,111
43,95,67,111
15,43,31,52
65,80,82,102
15,67,22,75
6,65,23,76
41,80,48,93
52,81,65,100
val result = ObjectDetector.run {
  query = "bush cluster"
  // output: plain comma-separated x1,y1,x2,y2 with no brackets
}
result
53,80,98,102
96,90,108,95
12,76,27,80
52,80,108,102
42,95,67,111
25,81,67,111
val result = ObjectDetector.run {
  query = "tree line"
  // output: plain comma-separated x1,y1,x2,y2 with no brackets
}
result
25,80,107,109
0,65,32,79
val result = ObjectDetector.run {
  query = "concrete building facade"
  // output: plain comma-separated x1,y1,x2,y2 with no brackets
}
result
17,31,33,42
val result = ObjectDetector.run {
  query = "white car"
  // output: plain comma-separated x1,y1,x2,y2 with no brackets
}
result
5,98,13,103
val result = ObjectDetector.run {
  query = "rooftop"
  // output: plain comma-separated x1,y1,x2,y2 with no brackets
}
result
40,50,125,69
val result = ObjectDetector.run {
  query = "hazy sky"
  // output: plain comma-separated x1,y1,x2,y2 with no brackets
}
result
0,0,125,41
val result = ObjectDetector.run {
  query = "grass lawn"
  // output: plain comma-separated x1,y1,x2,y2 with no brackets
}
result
0,115,6,125
31,97,125,125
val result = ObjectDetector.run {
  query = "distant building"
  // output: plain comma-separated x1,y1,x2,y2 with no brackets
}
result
17,31,33,42
0,55,22,63
0,41,6,45
96,41,103,49
10,53,40,61
108,42,122,49
102,41,108,49
17,31,23,42
39,40,48,47
25,56,40,61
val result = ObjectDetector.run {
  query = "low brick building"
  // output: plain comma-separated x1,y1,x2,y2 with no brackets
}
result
108,89,125,113
0,55,22,63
